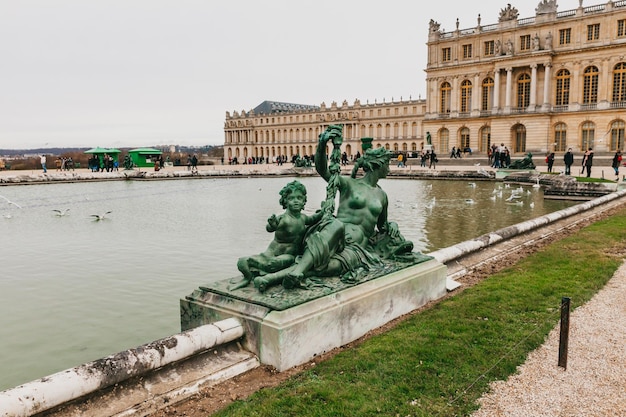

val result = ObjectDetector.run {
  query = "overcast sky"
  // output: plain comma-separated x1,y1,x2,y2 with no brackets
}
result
0,0,580,150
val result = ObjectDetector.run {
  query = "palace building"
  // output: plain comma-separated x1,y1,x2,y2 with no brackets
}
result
224,1,626,160
223,99,427,162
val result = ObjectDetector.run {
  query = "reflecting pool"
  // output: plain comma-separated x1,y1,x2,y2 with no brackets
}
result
0,177,575,389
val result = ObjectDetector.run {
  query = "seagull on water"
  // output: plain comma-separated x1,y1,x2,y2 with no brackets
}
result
506,194,522,202
468,182,476,187
90,211,112,221
52,209,70,217
0,195,22,209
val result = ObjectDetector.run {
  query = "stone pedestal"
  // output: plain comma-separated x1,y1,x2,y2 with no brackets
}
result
495,168,538,179
181,259,446,371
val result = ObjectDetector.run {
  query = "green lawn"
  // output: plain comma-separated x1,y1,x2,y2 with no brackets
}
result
212,208,626,417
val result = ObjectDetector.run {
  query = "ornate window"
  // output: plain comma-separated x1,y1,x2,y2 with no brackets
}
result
555,69,571,106
462,44,473,59
587,23,600,41
559,28,571,45
482,77,494,111
439,128,449,152
520,35,531,51
610,120,625,151
440,82,451,113
517,74,531,108
442,47,451,62
460,127,470,150
514,124,527,153
484,40,494,56
581,121,595,150
583,66,599,104
479,126,491,153
618,19,626,37
554,123,567,152
612,63,626,102
460,80,472,112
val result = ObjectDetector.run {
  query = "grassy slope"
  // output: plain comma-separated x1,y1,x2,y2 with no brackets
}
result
212,209,626,417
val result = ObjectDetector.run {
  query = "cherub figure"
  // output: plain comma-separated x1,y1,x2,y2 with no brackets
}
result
229,180,322,290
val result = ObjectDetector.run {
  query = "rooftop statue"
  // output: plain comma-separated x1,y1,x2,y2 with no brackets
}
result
536,0,558,15
509,152,536,169
229,125,424,294
429,19,441,33
499,3,519,22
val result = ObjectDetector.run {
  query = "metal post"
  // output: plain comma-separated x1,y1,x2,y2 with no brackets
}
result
558,297,571,369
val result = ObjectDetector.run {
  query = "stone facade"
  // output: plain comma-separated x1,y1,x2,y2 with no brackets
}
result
224,99,427,162
225,1,626,158
425,0,626,155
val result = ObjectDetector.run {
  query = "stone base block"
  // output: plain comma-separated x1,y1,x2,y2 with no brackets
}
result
496,168,538,179
181,259,446,371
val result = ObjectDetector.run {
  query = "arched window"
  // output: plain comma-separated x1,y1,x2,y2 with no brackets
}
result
581,121,595,150
612,63,626,102
610,120,625,151
514,124,527,153
402,142,408,151
554,122,567,152
439,128,450,152
411,142,417,151
555,69,571,106
517,74,531,108
460,127,470,150
460,80,472,112
583,66,599,104
479,126,491,152
440,82,451,113
393,143,399,151
481,77,494,111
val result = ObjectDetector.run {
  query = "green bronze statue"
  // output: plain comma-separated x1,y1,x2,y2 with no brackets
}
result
509,152,536,169
244,125,415,292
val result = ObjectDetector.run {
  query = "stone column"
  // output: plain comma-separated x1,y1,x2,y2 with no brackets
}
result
472,73,481,115
505,67,513,112
530,64,538,110
451,75,459,115
542,63,552,111
493,69,501,114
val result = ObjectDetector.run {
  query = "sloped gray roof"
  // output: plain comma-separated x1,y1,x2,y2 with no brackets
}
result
253,100,319,114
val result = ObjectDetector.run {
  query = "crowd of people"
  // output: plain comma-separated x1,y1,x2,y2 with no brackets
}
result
88,154,118,172
55,157,75,171
488,143,512,168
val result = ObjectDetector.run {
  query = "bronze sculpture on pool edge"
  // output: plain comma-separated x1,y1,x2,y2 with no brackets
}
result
206,125,431,309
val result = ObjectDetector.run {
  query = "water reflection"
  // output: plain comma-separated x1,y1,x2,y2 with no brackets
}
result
0,177,574,389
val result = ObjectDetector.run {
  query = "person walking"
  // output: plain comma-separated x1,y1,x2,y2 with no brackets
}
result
582,148,594,177
612,149,622,180
564,148,574,175
40,155,47,173
546,152,555,173
429,149,438,169
191,154,198,173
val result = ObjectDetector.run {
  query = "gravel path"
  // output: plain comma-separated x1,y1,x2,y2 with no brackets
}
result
472,262,626,417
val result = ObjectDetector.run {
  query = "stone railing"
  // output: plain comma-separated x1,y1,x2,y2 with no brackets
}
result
0,318,244,417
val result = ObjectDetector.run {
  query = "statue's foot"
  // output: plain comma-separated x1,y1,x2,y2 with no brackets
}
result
254,277,269,292
228,278,251,291
283,272,304,289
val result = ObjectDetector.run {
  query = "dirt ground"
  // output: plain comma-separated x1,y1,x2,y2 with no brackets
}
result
148,210,610,417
